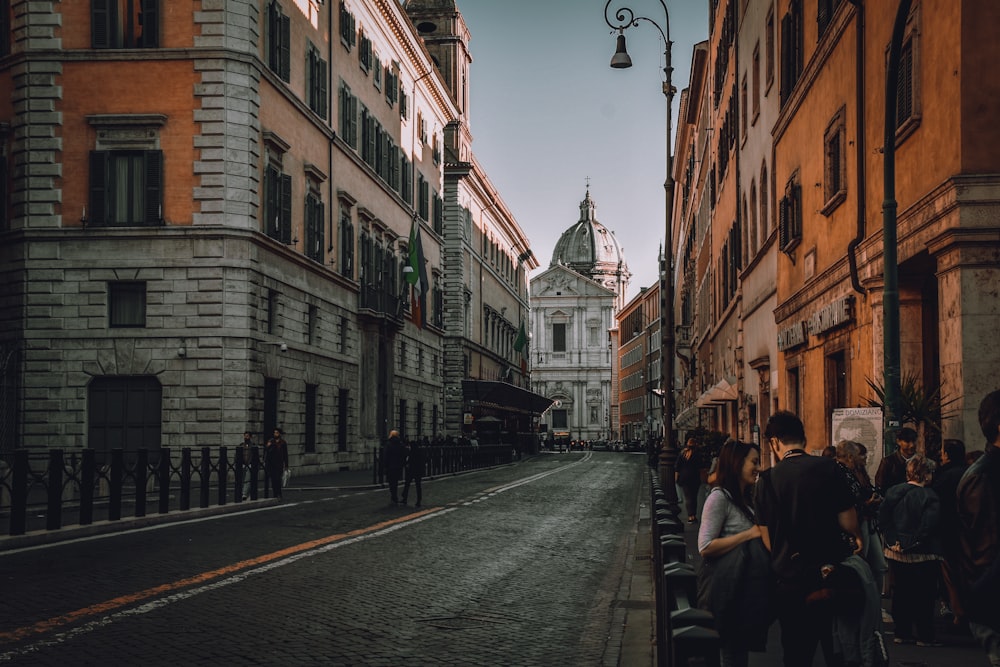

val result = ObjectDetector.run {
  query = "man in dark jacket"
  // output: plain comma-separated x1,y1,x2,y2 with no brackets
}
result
402,437,426,507
957,390,1000,665
384,430,408,505
875,426,917,494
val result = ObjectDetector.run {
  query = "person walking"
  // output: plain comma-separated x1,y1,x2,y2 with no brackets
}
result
875,426,917,494
753,411,863,667
879,454,944,647
933,438,967,618
956,389,1000,666
676,438,703,523
384,430,407,506
237,430,255,501
402,436,425,507
263,428,288,500
697,440,771,667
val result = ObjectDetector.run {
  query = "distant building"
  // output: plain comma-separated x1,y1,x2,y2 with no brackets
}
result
530,190,630,444
616,282,662,444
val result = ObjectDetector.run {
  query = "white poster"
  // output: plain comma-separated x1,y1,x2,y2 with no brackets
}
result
831,407,884,480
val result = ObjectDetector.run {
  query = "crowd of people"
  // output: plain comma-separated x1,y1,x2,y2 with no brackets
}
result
685,389,1000,667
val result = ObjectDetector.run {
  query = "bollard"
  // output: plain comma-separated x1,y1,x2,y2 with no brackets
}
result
660,535,687,564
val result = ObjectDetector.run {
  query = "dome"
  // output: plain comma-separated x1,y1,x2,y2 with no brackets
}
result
550,190,630,283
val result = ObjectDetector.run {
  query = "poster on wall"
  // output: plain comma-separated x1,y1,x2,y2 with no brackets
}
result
831,407,884,480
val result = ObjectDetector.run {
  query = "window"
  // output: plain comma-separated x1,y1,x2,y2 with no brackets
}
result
779,0,803,106
398,399,407,438
893,5,921,144
339,1,356,50
432,191,444,235
588,325,599,347
88,150,163,227
266,289,279,334
787,366,800,417
306,43,328,119
399,88,409,120
552,323,566,353
266,0,290,82
416,402,423,437
765,8,775,92
359,32,372,72
305,190,325,262
339,82,358,149
304,384,317,453
92,0,158,49
817,0,844,38
372,54,382,91
337,388,348,452
740,75,748,139
264,163,292,243
385,65,399,106
826,350,848,411
760,162,769,235
339,202,354,279
778,176,802,253
307,305,318,345
752,44,760,120
552,409,567,429
88,376,162,452
822,107,847,215
108,281,146,327
400,154,412,204
417,173,429,221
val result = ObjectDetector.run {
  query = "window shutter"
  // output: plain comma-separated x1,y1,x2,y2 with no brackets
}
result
143,150,163,224
265,165,279,238
89,151,109,226
319,59,328,119
92,0,110,48
141,0,159,47
317,200,325,259
778,196,789,250
280,15,291,82
792,183,802,240
779,12,792,105
280,173,292,244
817,0,829,35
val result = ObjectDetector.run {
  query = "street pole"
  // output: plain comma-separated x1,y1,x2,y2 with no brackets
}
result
604,0,677,509
882,0,911,455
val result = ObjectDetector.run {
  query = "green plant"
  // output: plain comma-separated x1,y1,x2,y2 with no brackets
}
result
865,372,958,452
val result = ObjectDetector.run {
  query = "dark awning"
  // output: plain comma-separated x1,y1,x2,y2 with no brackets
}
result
462,380,555,416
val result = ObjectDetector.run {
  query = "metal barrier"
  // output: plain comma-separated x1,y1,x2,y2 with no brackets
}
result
0,446,265,537
649,471,721,667
373,444,516,485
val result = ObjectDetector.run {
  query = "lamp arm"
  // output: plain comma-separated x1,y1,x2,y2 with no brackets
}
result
604,1,671,44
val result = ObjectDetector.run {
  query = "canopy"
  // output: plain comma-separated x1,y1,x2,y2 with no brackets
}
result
462,380,555,416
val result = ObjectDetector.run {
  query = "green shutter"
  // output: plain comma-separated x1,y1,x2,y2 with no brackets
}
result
280,174,292,244
141,0,158,47
280,15,291,82
143,150,162,224
89,151,109,226
92,0,110,48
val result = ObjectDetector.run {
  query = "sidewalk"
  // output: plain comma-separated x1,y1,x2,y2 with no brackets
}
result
676,516,991,667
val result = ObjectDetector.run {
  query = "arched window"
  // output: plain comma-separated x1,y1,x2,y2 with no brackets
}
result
750,182,759,258
760,162,770,235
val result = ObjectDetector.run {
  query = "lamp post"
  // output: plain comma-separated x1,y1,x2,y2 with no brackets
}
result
604,0,677,507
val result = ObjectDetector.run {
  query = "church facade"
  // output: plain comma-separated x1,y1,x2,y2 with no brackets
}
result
529,191,630,444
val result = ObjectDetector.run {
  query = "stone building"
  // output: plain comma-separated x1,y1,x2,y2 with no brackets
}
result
616,282,662,444
530,190,630,444
0,0,539,469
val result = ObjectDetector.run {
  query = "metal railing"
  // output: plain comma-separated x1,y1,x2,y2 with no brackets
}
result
372,444,517,485
0,446,266,537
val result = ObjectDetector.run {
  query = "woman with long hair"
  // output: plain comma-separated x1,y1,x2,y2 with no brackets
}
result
697,440,771,667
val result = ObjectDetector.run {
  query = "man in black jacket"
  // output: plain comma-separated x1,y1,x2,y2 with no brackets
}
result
384,430,408,506
875,426,917,494
957,390,1000,666
755,411,862,666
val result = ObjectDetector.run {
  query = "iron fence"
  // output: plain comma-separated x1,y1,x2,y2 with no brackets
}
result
0,446,265,537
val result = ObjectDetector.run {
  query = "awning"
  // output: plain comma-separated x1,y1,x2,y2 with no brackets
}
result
695,378,739,408
462,380,555,416
675,405,700,429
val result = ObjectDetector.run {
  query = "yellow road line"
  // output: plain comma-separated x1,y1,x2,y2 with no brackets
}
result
0,507,440,645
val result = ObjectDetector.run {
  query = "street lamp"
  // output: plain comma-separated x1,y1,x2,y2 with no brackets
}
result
604,0,677,508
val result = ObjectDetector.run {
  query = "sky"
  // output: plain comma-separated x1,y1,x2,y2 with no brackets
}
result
455,1,709,301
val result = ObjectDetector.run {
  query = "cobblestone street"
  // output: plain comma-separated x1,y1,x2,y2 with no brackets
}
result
0,453,650,666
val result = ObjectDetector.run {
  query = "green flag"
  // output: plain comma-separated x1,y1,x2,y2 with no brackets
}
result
513,320,527,352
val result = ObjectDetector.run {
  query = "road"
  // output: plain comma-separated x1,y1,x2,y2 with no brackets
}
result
0,452,648,666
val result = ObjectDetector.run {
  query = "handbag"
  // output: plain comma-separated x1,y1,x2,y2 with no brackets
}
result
282,468,291,488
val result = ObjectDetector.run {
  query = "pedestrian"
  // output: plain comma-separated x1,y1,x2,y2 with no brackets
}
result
238,430,255,501
955,389,1000,666
878,454,944,647
676,438,703,523
753,411,863,666
875,426,917,494
263,427,289,500
836,440,888,592
402,436,425,507
933,438,967,617
697,440,771,667
384,429,407,505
